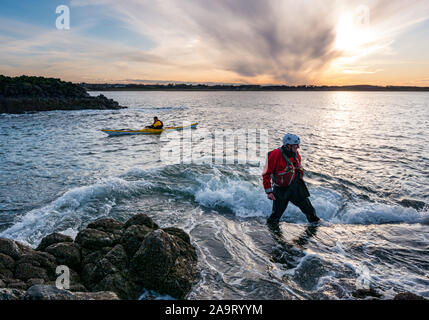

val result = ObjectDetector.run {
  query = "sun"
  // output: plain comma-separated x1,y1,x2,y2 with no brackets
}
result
335,11,372,54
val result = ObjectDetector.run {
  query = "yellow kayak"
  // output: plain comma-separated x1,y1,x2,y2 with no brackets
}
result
101,122,198,136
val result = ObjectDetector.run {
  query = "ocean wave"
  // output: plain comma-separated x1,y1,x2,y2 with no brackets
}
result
0,177,153,246
192,175,429,225
2,163,427,246
124,164,429,226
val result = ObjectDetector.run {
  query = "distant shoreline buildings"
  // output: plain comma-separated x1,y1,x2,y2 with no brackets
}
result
81,83,429,92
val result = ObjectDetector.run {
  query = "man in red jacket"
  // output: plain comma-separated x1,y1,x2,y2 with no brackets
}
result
262,133,320,226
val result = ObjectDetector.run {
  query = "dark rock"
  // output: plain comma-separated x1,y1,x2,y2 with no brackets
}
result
393,292,426,300
0,288,26,300
26,278,45,286
17,251,57,268
14,263,49,282
1,216,198,300
69,283,88,292
124,214,159,230
0,253,15,279
75,228,114,250
94,273,130,300
399,199,426,211
0,238,28,260
0,75,127,114
45,242,81,271
88,245,127,284
121,225,153,257
352,288,382,299
15,241,35,256
0,279,5,287
69,268,83,286
83,245,130,299
7,280,28,290
163,227,191,245
23,285,76,300
104,244,128,270
91,259,118,283
15,251,57,279
73,291,120,300
36,233,73,251
129,229,198,299
81,247,110,265
80,263,96,287
87,218,124,234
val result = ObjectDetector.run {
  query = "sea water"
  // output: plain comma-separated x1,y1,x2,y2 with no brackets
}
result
0,91,428,299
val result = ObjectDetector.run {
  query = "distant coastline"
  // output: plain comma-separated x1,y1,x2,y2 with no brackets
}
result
83,83,429,92
0,75,126,114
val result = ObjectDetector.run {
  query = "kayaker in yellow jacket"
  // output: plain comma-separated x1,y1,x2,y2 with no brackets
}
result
146,116,164,129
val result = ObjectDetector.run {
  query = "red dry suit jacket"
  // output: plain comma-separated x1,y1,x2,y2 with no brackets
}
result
262,147,304,193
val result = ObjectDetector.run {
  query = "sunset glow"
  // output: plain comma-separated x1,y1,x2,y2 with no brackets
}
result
1,0,429,86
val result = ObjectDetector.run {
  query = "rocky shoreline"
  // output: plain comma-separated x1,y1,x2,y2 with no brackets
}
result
0,214,198,300
0,75,126,114
1,213,426,300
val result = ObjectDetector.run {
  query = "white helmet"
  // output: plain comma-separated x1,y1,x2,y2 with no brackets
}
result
283,133,300,146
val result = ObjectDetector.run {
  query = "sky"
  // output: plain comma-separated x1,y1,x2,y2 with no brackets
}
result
0,0,429,86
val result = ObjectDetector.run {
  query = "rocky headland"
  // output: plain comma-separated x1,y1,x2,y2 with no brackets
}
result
0,75,126,114
0,214,198,300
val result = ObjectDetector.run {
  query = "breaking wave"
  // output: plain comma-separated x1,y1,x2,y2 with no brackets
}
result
2,163,427,247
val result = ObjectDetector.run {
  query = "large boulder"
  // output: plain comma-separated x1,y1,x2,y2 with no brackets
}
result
124,214,159,230
0,215,198,300
393,292,426,300
163,227,192,245
0,238,31,260
129,229,198,299
15,251,57,279
0,253,15,279
81,244,130,299
75,229,115,250
87,218,124,234
14,263,49,282
23,285,76,300
93,273,131,300
121,224,153,257
36,233,73,251
45,242,81,271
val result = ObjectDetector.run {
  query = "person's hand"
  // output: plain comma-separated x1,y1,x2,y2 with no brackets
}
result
267,193,276,201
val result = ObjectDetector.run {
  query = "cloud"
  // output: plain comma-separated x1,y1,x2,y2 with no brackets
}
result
2,0,429,84
69,0,343,84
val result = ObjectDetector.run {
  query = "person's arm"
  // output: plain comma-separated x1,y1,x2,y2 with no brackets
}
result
262,152,276,200
296,152,304,179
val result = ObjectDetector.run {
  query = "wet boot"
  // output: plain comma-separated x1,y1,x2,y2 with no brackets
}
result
267,215,280,228
306,213,320,223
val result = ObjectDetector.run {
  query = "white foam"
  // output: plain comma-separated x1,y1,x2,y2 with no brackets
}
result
194,178,271,218
189,174,428,225
335,202,429,225
0,177,152,246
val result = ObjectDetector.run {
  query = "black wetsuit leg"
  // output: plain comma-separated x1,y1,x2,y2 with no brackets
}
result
289,180,320,223
267,186,291,225
289,196,319,223
267,180,320,225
